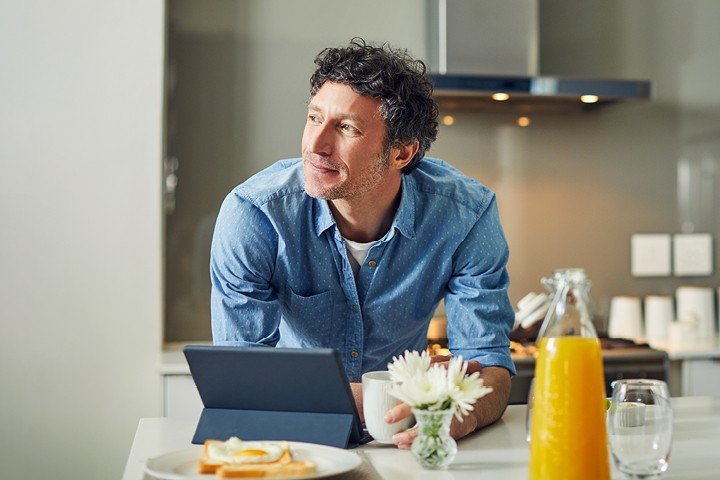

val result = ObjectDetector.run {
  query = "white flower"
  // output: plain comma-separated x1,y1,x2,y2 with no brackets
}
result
386,351,494,420
387,349,430,385
389,368,447,408
445,356,468,388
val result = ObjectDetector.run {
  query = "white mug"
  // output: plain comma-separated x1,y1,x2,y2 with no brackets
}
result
362,371,414,443
644,295,673,343
608,296,643,340
676,286,715,340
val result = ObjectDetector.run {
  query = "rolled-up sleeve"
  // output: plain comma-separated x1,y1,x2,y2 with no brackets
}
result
444,195,515,375
210,189,281,347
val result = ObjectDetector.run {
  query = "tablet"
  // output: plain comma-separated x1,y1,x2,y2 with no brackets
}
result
183,345,369,448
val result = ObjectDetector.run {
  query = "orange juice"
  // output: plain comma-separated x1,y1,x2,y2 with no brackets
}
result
528,337,610,480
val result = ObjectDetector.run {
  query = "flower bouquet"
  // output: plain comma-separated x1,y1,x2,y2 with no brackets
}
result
387,350,493,469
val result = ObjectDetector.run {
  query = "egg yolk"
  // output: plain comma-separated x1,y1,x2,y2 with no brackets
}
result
233,449,268,457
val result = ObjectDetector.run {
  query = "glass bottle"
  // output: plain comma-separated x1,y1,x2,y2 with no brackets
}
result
528,269,610,479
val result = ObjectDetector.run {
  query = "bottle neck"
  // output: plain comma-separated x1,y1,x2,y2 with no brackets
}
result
537,280,598,341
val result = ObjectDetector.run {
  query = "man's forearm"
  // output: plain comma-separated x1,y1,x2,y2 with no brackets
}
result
468,366,511,431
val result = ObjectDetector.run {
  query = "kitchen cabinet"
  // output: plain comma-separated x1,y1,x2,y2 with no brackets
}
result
164,375,203,420
682,359,720,396
159,349,202,420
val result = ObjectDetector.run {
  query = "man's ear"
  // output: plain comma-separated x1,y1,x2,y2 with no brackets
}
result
389,139,420,171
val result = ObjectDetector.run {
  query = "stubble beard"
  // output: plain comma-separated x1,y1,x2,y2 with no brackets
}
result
304,148,391,201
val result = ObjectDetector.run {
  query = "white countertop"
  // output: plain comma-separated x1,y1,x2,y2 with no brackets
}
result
124,396,720,480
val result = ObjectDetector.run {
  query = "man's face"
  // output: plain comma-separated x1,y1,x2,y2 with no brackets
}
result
302,82,391,200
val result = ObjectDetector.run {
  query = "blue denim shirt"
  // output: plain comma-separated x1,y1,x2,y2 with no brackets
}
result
210,158,515,381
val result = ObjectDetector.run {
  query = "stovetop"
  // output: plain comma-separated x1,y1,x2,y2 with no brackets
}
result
510,337,668,364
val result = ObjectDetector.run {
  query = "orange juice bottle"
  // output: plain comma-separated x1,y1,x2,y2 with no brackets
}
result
528,269,610,480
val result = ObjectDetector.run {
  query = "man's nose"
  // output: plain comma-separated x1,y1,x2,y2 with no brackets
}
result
305,122,333,155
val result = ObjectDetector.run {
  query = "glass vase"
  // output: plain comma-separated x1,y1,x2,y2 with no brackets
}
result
410,408,457,469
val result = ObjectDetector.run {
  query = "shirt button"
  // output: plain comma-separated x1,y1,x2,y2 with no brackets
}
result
368,260,377,268
350,351,359,358
351,305,359,313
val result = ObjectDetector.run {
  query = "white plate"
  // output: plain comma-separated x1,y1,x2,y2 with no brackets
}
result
144,442,362,480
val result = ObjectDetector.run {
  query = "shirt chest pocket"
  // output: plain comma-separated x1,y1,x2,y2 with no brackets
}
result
280,288,337,346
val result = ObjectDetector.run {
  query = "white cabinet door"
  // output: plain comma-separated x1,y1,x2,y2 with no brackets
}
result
164,375,203,420
682,359,720,396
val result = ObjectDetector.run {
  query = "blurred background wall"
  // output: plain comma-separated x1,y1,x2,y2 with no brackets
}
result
0,1,164,479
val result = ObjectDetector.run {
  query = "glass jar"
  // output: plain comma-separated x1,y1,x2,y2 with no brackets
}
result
528,268,610,479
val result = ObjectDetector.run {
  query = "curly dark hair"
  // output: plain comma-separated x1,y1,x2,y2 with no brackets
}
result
310,38,439,174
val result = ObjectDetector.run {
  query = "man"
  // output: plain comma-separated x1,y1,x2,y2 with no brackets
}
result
210,38,514,448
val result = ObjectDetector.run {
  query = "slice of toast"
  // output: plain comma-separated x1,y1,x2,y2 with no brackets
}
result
216,459,317,478
198,439,314,478
199,440,293,473
198,440,226,474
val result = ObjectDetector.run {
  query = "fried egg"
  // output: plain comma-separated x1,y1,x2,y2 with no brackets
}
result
207,437,287,464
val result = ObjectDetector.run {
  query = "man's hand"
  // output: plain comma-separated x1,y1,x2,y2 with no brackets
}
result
350,382,364,422
384,356,511,449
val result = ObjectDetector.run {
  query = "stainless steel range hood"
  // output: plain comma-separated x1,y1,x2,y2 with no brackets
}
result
427,0,651,111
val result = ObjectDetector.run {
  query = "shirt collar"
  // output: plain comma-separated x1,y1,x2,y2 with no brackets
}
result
391,173,416,240
313,197,336,237
311,173,417,240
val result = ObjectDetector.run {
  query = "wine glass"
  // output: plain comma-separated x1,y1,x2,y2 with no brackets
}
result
607,379,673,478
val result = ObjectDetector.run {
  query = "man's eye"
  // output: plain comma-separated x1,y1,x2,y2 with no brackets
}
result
307,114,321,124
340,123,358,134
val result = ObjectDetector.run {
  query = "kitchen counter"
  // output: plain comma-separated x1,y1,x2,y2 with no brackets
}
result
649,336,720,360
160,337,720,371
511,345,670,364
509,343,669,404
124,396,720,480
158,345,198,375
160,341,680,373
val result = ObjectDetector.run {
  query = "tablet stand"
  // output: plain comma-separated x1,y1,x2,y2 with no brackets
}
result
191,408,356,448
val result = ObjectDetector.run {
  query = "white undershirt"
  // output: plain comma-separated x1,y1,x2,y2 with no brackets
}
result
343,237,377,277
